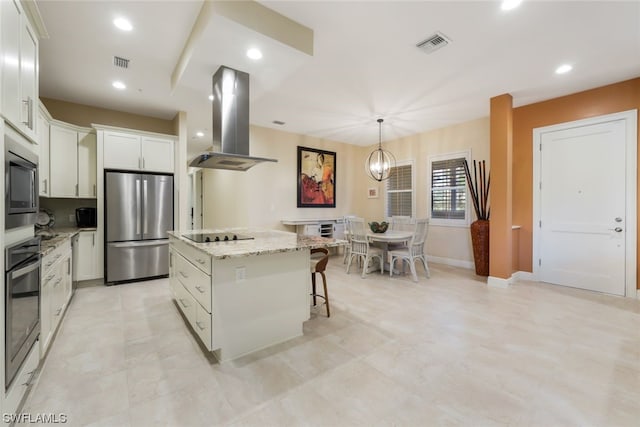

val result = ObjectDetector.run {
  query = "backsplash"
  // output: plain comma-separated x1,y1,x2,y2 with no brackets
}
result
39,198,97,228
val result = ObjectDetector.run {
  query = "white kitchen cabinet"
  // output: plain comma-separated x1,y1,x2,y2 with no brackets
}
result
40,239,73,357
103,129,175,173
37,105,51,196
142,136,174,172
74,230,99,281
49,122,97,198
1,0,38,141
50,124,79,197
78,131,97,197
103,131,141,170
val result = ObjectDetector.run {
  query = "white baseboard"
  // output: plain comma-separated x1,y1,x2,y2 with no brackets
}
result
426,255,474,270
512,271,536,281
487,276,510,289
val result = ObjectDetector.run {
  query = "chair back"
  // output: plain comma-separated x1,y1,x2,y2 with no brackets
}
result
409,219,429,256
311,248,330,272
346,217,369,256
390,216,413,231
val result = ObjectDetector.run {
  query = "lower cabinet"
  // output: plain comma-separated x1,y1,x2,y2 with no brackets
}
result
40,240,73,357
74,230,99,281
169,244,214,351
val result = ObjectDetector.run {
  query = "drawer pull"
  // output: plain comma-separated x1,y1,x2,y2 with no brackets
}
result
55,308,61,316
195,285,205,294
196,321,205,331
179,271,188,279
196,258,206,265
178,298,188,308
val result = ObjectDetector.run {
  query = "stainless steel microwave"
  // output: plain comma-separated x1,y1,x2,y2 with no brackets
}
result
5,125,38,230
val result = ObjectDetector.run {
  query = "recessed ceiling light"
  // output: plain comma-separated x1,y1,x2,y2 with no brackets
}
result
246,48,263,60
112,80,126,90
208,94,214,101
555,64,573,74
196,131,204,137
113,17,133,32
501,0,522,11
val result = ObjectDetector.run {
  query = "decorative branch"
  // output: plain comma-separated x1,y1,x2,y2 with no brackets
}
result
464,159,490,221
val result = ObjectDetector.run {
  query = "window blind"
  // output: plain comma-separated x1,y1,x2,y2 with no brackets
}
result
431,158,466,220
386,164,412,217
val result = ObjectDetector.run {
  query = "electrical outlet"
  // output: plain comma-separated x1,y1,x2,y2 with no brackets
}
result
69,214,75,223
235,266,246,282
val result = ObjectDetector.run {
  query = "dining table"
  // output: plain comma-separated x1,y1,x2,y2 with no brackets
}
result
366,230,413,273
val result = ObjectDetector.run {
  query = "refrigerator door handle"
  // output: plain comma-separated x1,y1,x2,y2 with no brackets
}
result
110,240,169,248
135,179,141,235
143,179,149,235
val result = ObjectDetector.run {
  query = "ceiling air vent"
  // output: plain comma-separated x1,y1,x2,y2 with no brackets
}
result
416,32,451,54
113,56,130,69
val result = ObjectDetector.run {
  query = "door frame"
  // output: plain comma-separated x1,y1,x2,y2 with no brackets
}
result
532,109,638,298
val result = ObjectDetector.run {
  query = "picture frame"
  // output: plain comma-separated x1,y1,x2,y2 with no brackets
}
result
367,187,379,198
297,146,336,208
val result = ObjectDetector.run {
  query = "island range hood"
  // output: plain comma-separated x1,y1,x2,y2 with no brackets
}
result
189,66,278,171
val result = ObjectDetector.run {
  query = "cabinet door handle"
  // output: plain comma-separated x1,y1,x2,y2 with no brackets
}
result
179,271,188,279
55,308,61,316
92,234,95,246
195,285,205,294
196,321,205,331
169,254,173,268
93,184,96,197
67,258,71,274
138,157,142,169
75,184,79,196
21,97,33,128
44,179,48,194
142,158,145,169
178,298,188,308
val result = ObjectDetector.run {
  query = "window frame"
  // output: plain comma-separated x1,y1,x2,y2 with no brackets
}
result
384,160,415,219
428,150,471,227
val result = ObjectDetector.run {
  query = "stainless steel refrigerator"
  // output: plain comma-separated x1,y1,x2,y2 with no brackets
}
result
105,171,173,283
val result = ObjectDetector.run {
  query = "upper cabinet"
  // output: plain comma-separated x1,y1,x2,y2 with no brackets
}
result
102,128,175,173
1,0,39,141
48,121,96,199
37,104,51,196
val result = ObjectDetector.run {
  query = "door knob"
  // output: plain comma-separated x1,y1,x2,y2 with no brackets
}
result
615,217,622,222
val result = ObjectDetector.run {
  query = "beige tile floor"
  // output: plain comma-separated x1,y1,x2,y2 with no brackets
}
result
23,258,640,426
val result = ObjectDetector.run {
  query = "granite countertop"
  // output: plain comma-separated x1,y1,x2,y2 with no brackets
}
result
37,227,97,257
169,229,347,259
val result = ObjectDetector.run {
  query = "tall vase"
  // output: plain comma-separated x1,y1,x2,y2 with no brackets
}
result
470,219,490,276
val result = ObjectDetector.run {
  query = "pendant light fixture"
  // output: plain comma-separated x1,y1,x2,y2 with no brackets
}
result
366,118,396,181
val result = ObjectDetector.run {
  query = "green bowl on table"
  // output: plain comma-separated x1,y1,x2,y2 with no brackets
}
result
369,221,388,233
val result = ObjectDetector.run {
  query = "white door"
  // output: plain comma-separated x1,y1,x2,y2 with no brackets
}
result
141,136,174,172
77,131,97,198
49,125,78,197
103,131,141,170
539,119,627,296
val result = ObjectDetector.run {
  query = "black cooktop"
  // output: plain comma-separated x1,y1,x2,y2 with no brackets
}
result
183,233,254,243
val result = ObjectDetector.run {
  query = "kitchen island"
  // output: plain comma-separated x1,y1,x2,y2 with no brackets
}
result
168,229,345,362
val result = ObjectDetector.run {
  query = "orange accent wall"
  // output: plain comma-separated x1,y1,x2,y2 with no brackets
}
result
490,94,513,279
512,77,640,289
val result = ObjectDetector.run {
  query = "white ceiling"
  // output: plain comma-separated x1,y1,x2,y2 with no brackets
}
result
37,1,640,157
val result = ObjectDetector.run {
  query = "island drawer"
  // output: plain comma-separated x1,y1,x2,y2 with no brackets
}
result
174,283,196,326
42,239,71,272
175,253,211,313
171,238,211,274
194,303,212,351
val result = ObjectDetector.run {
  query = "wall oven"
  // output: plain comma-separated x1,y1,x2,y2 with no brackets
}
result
5,237,41,390
5,125,39,230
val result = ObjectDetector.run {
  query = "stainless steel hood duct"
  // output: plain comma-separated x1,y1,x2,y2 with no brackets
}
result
189,66,278,171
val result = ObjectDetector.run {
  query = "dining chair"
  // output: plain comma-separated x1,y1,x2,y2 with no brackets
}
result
342,215,357,264
390,216,413,231
388,218,430,282
388,216,414,250
346,217,384,278
310,247,330,317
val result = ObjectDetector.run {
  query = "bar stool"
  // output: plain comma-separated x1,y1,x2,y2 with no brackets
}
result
310,248,330,317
